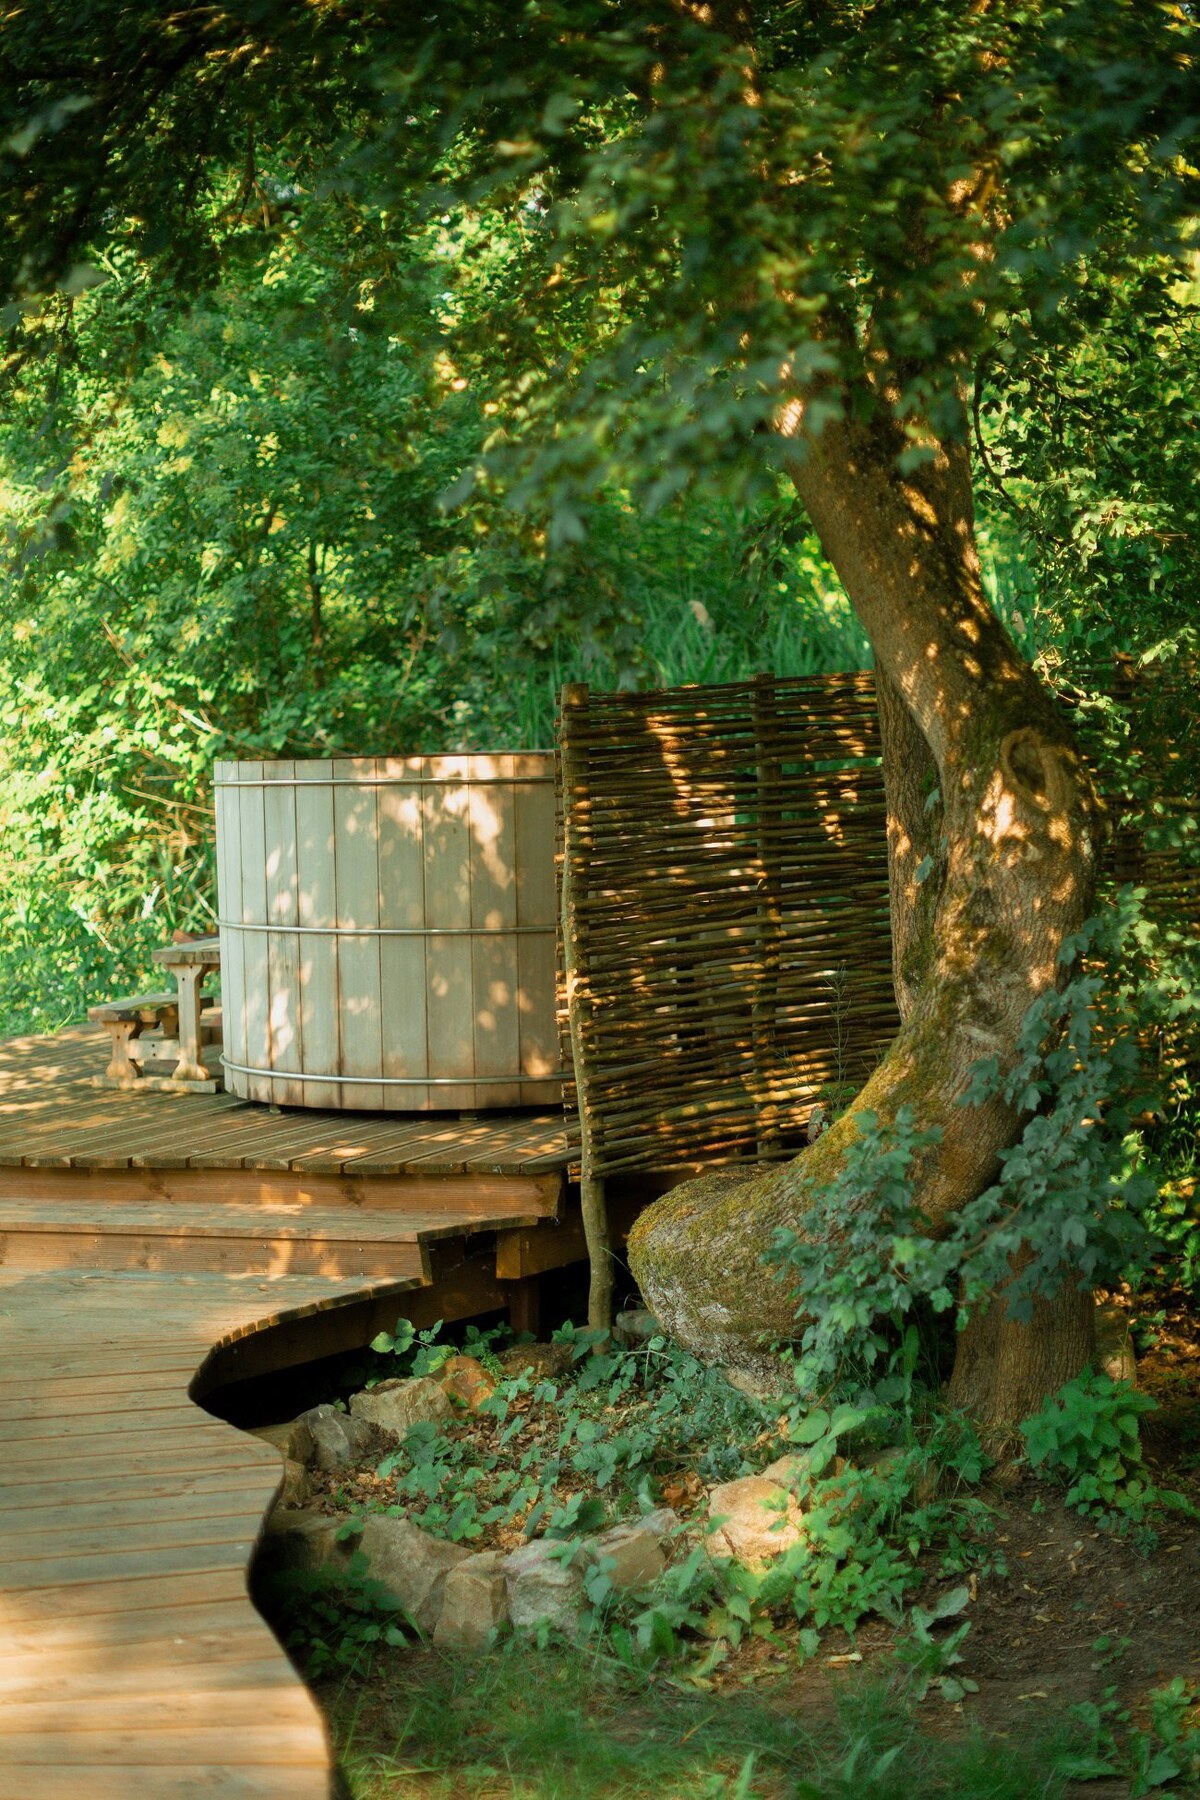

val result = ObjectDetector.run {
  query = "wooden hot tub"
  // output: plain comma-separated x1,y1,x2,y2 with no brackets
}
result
213,755,562,1110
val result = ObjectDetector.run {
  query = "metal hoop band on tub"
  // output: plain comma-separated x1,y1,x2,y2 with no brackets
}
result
216,920,554,938
213,773,552,790
219,1057,569,1087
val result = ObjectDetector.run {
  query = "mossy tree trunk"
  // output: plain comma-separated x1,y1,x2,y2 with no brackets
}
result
628,411,1102,1428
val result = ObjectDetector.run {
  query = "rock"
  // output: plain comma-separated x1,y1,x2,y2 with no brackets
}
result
504,1538,586,1639
721,1366,787,1403
824,1446,939,1507
349,1377,452,1439
640,1506,681,1542
359,1515,472,1635
432,1550,509,1652
498,1342,573,1381
295,1403,372,1472
613,1309,661,1349
761,1451,846,1496
438,1355,496,1413
707,1475,803,1565
585,1520,665,1592
278,1457,312,1509
258,1507,356,1576
857,1445,904,1477
250,1416,316,1465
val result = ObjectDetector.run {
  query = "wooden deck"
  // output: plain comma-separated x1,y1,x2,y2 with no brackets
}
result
0,1024,585,1797
0,1025,574,1181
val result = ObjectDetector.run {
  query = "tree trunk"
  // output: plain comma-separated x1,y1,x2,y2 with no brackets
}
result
874,662,942,1024
627,412,1103,1427
947,1253,1096,1449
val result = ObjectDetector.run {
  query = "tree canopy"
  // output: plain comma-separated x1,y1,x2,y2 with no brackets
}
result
4,4,1195,484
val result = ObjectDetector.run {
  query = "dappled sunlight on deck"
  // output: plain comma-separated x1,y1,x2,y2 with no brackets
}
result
0,1022,579,1796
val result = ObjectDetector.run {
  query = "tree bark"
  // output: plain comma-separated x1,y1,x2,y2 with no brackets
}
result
947,1249,1096,1448
874,662,942,1023
627,411,1103,1427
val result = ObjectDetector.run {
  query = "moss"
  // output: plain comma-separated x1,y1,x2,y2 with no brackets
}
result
629,1113,870,1376
627,1164,803,1377
628,993,994,1377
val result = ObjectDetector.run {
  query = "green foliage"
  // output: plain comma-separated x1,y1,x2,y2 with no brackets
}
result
890,1586,979,1706
0,206,866,1038
328,1641,1103,1800
3,2,1196,523
976,258,1200,669
332,1645,820,1799
1140,1104,1200,1301
342,1317,1003,1657
1064,1672,1200,1797
1020,1369,1160,1520
744,1398,1002,1640
942,892,1200,1317
257,1550,409,1677
367,1317,460,1381
361,1322,773,1564
773,1112,945,1395
3,2,1196,1052
0,889,163,1041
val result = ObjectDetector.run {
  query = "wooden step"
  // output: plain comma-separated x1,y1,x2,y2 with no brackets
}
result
0,1200,459,1278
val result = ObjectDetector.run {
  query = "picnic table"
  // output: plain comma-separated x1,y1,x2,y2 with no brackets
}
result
152,934,222,1083
88,934,222,1091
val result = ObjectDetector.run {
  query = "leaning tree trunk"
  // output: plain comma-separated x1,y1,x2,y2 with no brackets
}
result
627,413,1103,1431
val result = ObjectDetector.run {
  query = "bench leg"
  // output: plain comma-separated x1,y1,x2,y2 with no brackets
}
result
104,1021,142,1084
171,967,210,1082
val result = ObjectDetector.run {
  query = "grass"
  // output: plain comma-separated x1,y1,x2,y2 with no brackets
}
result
325,1644,1085,1800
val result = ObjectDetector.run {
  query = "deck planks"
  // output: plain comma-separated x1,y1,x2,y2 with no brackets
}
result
0,1022,584,1796
0,1268,410,1796
0,1024,575,1178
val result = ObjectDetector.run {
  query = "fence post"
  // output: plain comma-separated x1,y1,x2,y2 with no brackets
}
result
558,682,614,1333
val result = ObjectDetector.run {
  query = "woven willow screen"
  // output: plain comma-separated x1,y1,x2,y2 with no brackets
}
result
558,673,897,1175
558,667,1199,1179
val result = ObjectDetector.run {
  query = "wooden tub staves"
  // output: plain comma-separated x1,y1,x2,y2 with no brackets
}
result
213,755,562,1111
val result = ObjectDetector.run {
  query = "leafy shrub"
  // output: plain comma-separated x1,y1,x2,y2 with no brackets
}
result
364,1322,773,1555
1020,1369,1159,1518
1065,1674,1200,1797
891,1585,979,1705
347,1319,1004,1655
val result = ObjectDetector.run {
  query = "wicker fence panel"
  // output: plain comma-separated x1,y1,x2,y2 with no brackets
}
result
558,666,1199,1179
558,673,897,1175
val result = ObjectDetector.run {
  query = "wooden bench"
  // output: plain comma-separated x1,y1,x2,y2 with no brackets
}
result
90,936,223,1091
88,990,183,1086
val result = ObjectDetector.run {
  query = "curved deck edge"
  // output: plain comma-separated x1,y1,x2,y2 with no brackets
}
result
0,1267,417,1800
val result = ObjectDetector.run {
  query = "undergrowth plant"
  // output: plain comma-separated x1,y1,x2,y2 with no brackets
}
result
890,1585,979,1705
329,1315,1006,1667
1065,1667,1200,1799
326,1637,1128,1800
258,1550,410,1676
1019,1369,1196,1543
362,1323,774,1553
